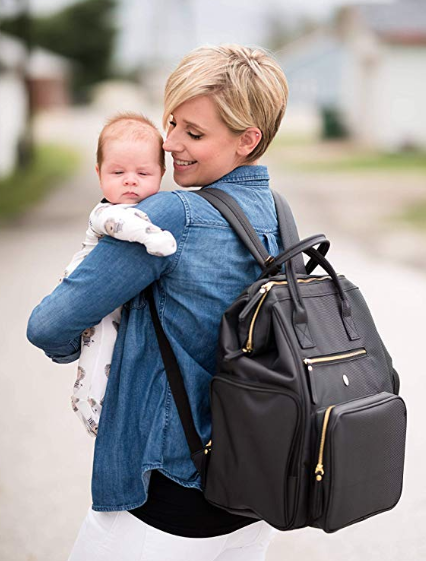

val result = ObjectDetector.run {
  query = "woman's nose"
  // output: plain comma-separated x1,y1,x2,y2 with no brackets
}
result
163,130,183,153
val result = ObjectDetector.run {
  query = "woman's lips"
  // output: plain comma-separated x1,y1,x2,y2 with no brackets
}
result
173,159,197,171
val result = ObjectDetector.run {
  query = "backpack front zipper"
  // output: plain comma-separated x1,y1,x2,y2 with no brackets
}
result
242,276,336,354
303,348,367,403
303,349,367,371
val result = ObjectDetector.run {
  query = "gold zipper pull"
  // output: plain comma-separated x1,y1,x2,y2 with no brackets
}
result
204,440,212,455
239,283,274,323
304,358,313,372
303,358,318,403
260,281,274,293
315,464,325,481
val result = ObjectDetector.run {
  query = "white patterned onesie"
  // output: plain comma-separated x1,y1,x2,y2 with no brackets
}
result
62,201,177,437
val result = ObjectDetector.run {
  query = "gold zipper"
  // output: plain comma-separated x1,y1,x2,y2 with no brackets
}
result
315,405,335,481
242,276,335,354
204,440,212,455
304,348,366,371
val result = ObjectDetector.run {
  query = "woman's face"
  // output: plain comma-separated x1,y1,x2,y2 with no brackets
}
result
163,96,248,187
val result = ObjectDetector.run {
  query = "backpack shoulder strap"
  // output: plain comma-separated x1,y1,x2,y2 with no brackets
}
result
196,187,306,274
195,188,272,269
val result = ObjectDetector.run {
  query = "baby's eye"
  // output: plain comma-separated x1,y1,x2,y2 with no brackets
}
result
138,172,147,176
114,171,123,175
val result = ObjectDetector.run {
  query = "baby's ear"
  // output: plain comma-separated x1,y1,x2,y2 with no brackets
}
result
95,164,101,180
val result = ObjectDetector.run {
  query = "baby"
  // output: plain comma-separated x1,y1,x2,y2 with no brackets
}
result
62,113,176,437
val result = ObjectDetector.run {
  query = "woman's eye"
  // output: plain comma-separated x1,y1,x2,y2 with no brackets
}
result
188,132,202,140
169,120,176,127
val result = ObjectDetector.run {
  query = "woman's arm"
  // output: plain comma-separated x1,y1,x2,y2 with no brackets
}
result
27,192,187,363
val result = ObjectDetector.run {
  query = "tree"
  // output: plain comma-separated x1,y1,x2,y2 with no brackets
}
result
0,0,117,99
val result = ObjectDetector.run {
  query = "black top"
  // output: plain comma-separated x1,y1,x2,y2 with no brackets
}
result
128,471,256,538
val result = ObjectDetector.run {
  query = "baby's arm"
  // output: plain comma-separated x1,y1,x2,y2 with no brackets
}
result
89,203,177,257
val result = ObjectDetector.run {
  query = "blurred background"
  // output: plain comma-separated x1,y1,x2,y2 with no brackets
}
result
0,0,425,559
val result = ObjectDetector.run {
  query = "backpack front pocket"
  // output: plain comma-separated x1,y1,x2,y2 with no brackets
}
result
310,392,407,533
205,376,301,530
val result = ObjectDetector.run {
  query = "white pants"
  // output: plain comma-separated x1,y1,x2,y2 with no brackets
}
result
68,507,278,561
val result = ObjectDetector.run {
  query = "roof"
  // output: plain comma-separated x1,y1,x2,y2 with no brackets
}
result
356,1,426,44
0,32,72,77
0,33,26,71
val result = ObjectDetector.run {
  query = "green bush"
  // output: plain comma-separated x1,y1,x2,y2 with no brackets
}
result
321,106,348,139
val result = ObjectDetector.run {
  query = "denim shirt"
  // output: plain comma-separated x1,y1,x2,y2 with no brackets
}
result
27,165,283,511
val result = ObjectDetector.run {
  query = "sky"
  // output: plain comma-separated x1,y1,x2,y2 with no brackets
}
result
3,0,394,69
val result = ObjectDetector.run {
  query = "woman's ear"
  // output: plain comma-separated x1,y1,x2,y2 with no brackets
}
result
236,128,262,158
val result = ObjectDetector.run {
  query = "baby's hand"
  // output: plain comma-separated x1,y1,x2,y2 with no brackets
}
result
131,221,177,256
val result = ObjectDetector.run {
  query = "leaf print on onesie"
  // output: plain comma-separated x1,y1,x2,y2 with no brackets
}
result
105,364,111,378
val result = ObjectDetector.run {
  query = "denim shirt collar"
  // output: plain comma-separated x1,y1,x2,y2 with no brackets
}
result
204,165,269,188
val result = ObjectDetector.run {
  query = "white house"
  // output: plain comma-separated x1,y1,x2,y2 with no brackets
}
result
277,1,426,150
0,32,72,180
0,33,28,179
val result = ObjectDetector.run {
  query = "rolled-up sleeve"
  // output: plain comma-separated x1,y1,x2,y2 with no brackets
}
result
27,192,187,363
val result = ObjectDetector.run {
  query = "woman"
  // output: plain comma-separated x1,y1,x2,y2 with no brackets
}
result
27,44,289,560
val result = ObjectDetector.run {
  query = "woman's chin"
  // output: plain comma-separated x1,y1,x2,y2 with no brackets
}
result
173,173,197,188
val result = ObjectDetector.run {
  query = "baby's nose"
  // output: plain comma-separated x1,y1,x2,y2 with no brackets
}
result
123,174,137,185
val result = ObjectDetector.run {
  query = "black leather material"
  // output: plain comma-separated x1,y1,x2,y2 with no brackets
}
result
270,190,305,274
311,393,407,533
207,256,405,531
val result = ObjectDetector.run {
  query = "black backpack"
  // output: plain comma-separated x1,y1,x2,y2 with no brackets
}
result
147,188,407,534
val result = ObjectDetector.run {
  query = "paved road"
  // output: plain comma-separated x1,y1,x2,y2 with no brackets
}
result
1,105,425,560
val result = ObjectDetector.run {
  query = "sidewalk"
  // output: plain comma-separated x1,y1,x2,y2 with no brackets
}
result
1,105,424,560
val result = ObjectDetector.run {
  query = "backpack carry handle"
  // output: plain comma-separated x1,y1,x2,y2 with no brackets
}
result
259,234,330,279
264,236,360,347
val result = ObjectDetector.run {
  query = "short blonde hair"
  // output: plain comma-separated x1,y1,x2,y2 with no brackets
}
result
97,112,165,171
163,44,289,162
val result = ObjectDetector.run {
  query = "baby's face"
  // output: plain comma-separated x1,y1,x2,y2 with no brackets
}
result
97,137,164,204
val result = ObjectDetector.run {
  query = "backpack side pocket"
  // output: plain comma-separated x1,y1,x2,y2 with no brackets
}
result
205,376,302,530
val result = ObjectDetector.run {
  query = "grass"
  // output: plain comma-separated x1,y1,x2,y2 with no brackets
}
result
300,151,426,173
0,144,80,220
397,201,426,230
270,143,426,173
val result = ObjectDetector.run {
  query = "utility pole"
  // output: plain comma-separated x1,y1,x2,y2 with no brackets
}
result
18,0,34,166
0,0,34,166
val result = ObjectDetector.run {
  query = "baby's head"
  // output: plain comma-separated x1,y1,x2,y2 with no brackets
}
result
96,113,165,204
